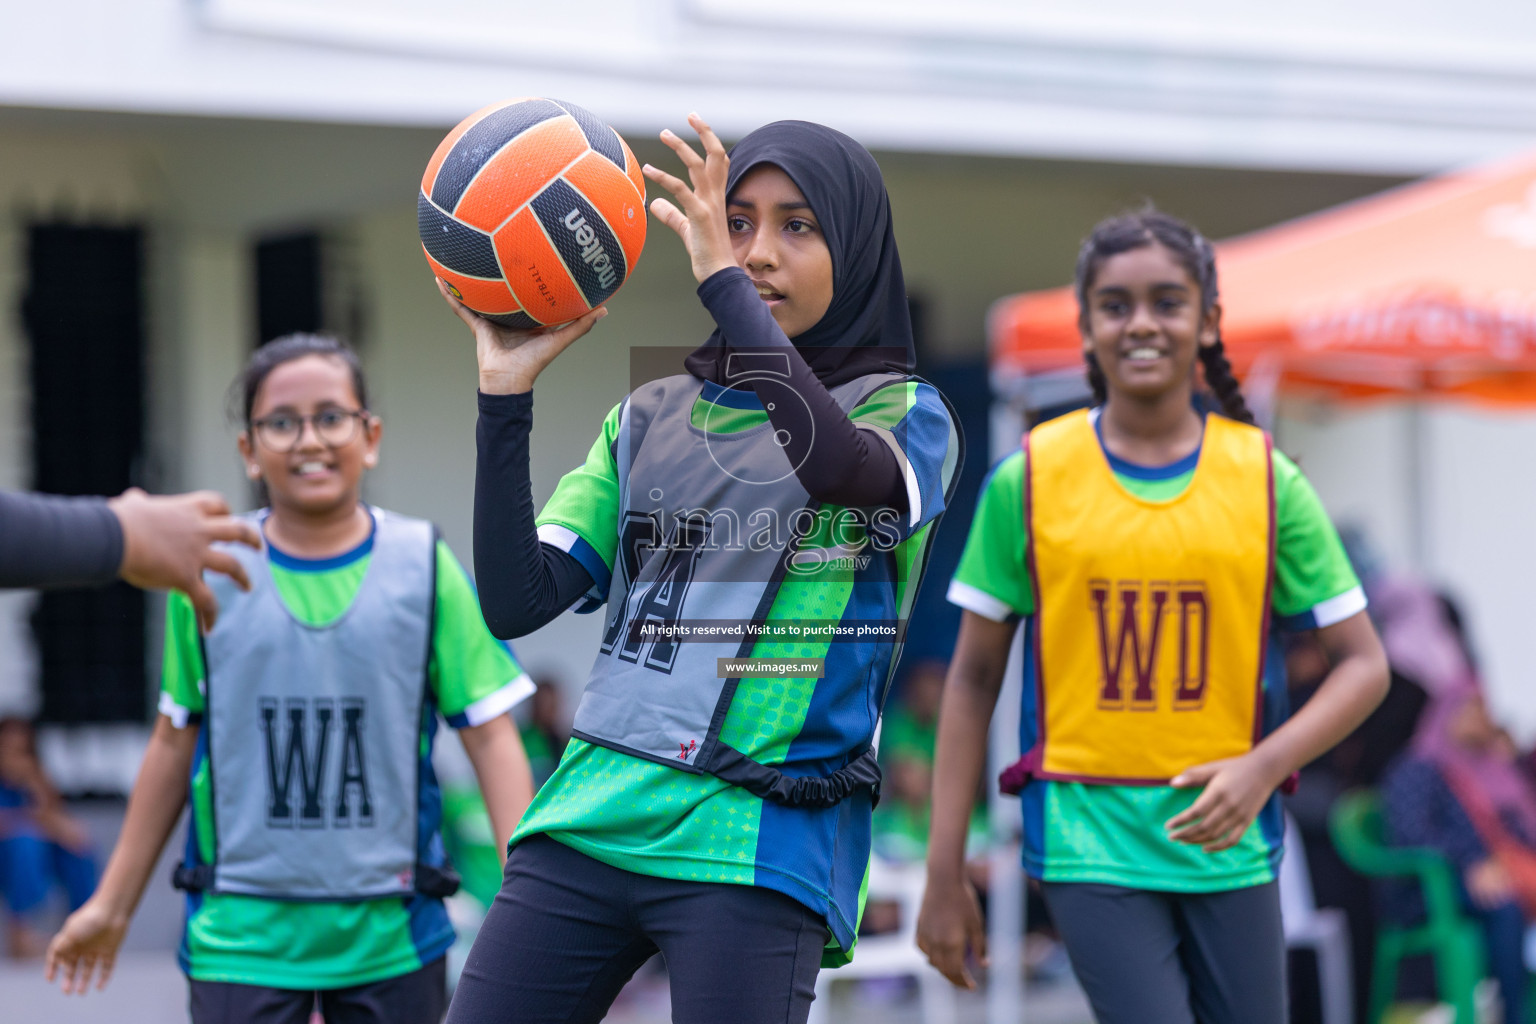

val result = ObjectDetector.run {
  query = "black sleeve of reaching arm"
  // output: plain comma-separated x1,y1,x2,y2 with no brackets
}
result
0,490,123,589
697,267,907,511
474,390,598,640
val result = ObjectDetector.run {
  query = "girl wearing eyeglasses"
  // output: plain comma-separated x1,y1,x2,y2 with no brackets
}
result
46,334,537,1024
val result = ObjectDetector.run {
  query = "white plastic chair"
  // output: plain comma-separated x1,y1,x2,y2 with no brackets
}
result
808,857,957,1024
1280,813,1354,1024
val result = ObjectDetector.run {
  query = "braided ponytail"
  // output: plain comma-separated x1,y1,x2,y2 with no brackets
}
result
1084,352,1108,407
1196,337,1255,425
1073,208,1253,422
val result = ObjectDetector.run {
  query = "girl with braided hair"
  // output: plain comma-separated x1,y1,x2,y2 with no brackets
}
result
917,208,1389,1023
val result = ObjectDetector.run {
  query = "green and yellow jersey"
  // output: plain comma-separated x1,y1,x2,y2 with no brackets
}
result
949,413,1362,891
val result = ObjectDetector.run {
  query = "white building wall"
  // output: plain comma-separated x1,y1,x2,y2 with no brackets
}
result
2,102,1534,746
1275,405,1420,575
1424,410,1536,742
165,229,253,501
3,0,1536,175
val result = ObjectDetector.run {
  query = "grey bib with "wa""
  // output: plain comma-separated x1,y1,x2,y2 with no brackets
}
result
570,367,903,807
200,508,433,900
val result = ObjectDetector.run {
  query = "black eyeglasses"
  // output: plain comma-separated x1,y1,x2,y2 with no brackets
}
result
250,408,370,453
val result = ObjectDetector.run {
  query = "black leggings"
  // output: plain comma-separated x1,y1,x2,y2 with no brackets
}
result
189,958,446,1024
446,835,829,1024
1040,880,1287,1024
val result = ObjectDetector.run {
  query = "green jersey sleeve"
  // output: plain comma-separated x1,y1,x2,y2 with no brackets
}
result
1271,451,1365,629
432,540,534,728
947,450,1032,622
158,589,207,727
850,380,958,538
534,401,624,613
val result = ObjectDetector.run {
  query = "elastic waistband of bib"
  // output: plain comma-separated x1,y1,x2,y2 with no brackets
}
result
171,861,461,899
708,745,882,809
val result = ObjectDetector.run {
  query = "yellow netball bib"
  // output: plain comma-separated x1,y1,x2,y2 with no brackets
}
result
1025,409,1274,784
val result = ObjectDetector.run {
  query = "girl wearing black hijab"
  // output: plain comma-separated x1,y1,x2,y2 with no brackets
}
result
441,115,962,1024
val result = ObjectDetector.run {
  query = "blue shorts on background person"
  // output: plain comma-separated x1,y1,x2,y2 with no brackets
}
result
0,718,96,958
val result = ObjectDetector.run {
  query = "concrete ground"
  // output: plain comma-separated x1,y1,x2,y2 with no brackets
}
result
0,800,1095,1023
0,953,1095,1024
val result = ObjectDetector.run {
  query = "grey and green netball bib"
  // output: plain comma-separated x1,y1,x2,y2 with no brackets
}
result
198,509,434,901
571,367,904,806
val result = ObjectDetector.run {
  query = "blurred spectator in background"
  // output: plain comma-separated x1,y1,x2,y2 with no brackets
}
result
0,717,96,958
868,661,989,938
1381,682,1536,1024
873,660,946,863
518,676,570,788
882,659,944,771
1285,543,1438,1022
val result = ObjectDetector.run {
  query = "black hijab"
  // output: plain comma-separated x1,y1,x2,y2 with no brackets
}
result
683,121,916,388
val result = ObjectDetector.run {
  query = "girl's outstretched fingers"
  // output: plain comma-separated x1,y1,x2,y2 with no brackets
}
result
688,112,727,161
642,160,701,232
657,127,704,173
551,306,609,346
642,114,735,282
647,194,689,239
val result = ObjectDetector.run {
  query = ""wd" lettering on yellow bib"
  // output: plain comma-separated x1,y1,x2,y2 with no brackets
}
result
1024,410,1274,784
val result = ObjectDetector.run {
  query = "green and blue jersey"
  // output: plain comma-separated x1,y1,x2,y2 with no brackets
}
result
517,378,957,963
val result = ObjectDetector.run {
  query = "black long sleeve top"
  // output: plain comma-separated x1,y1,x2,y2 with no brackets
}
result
0,490,123,589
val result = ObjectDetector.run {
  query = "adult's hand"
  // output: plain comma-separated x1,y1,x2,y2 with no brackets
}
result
107,488,260,632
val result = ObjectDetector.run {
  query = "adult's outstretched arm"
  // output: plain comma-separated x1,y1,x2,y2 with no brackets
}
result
0,488,259,630
0,490,122,588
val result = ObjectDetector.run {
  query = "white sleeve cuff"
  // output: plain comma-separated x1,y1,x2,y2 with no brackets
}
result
158,690,194,729
456,673,537,727
947,580,1017,623
863,424,923,529
1311,586,1368,629
537,523,581,552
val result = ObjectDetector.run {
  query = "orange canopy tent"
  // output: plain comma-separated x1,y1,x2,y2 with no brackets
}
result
990,151,1536,406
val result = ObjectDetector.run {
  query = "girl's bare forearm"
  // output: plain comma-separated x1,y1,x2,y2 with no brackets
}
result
926,613,1015,881
92,717,197,917
461,716,536,864
1252,612,1388,782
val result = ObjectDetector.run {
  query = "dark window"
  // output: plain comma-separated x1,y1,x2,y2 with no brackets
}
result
22,224,147,724
256,232,323,344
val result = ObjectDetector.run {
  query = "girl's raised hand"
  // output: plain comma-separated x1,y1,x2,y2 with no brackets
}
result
438,279,606,395
643,113,736,284
1165,752,1286,853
